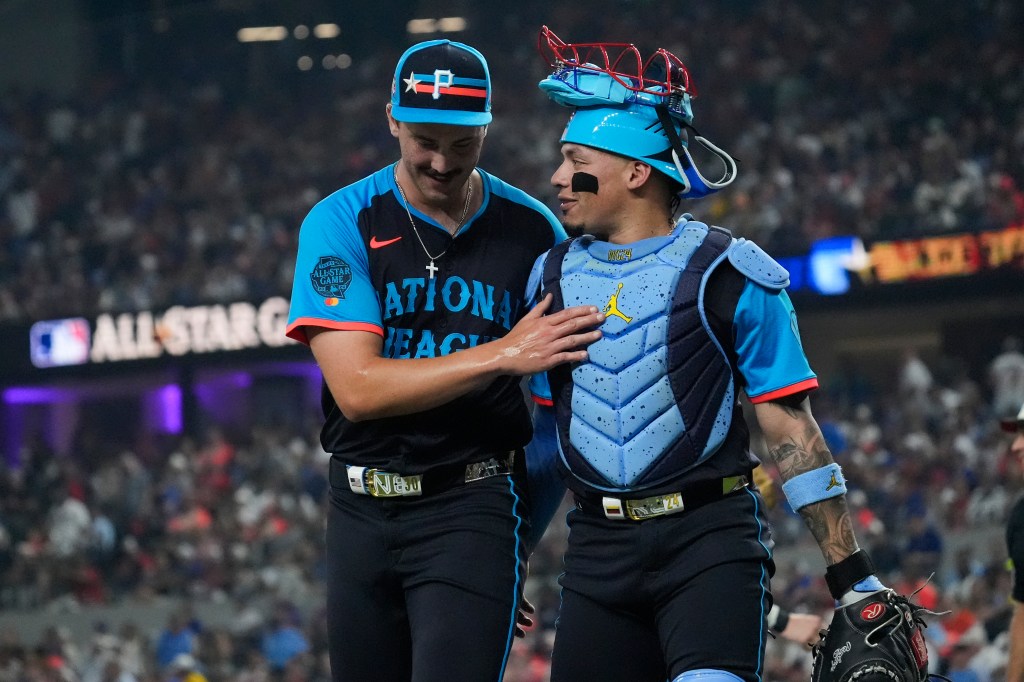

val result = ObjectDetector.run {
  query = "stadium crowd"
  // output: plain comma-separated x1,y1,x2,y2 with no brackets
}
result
1,1,1024,680
0,341,1022,680
0,1,1022,324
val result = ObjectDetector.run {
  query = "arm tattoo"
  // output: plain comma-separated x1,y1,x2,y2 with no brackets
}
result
775,401,804,419
765,413,831,480
800,497,859,565
763,400,860,565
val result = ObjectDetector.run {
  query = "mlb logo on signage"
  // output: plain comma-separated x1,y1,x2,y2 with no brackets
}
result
29,318,91,368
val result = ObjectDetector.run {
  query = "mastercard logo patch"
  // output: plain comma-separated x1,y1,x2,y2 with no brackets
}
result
324,298,340,306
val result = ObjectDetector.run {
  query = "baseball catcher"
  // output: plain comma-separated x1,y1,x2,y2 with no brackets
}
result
529,23,946,682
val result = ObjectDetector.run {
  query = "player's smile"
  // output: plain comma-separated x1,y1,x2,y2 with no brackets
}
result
421,170,461,189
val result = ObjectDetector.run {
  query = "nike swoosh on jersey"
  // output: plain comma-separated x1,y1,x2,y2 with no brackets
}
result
369,236,403,248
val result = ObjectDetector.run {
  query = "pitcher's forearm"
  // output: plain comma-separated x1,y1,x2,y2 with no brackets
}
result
308,298,603,421
318,343,507,421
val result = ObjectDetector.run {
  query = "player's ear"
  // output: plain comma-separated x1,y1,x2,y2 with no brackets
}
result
624,160,653,190
386,103,401,137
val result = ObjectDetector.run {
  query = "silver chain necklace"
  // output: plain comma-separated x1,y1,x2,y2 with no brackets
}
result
393,165,474,279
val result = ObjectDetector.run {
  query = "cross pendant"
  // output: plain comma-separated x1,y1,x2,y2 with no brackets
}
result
426,260,438,279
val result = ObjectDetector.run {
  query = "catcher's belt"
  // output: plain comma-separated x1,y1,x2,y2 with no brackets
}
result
575,475,749,521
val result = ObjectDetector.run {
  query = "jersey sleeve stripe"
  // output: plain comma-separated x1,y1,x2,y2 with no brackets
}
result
747,377,819,404
531,395,554,407
285,318,385,345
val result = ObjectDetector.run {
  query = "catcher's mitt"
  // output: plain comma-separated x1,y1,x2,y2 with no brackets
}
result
811,589,933,682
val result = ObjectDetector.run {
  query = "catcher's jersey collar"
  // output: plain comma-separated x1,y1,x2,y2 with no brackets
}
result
584,233,673,263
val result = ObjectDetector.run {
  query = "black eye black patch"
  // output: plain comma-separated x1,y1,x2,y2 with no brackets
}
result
571,172,599,194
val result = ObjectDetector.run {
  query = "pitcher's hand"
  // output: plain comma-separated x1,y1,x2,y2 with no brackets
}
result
496,294,604,375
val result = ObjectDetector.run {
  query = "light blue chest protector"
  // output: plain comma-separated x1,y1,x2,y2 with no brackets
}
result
541,219,788,493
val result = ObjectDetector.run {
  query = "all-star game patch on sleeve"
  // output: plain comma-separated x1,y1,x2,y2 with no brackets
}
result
733,281,818,403
287,187,383,345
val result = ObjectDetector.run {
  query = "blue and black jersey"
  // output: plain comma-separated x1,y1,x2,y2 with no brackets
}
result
287,164,566,473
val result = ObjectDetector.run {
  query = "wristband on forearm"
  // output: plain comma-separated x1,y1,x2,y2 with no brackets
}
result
780,462,847,511
825,550,876,601
766,604,790,632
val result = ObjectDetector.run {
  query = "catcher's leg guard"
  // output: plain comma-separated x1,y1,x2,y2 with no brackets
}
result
672,669,744,682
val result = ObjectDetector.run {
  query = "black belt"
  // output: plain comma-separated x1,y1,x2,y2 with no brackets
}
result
328,451,518,498
574,475,749,521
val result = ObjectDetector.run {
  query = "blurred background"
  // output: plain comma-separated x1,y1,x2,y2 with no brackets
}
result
0,0,1022,680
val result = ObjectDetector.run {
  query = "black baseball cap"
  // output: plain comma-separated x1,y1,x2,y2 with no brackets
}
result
1000,401,1024,433
390,39,492,126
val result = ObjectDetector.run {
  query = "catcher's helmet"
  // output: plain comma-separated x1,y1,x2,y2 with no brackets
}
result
537,26,737,199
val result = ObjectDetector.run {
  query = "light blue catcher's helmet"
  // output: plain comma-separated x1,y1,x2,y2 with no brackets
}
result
537,28,737,199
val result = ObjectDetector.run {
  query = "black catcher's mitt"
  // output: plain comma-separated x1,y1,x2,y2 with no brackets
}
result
811,589,932,682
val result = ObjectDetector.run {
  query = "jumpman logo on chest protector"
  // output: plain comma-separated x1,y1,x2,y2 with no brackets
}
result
603,283,632,323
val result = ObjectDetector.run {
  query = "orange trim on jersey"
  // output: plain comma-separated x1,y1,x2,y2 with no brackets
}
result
285,318,384,346
748,377,819,404
532,396,554,407
413,84,488,98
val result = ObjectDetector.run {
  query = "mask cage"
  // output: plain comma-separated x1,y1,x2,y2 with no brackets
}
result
538,25,697,99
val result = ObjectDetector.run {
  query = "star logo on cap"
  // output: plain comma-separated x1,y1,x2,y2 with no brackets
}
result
404,71,421,93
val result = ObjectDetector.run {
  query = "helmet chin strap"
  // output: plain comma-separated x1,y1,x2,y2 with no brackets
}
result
670,149,693,197
682,131,738,196
655,105,738,198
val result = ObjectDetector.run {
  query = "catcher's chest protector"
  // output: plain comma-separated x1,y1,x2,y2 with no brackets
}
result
542,221,734,491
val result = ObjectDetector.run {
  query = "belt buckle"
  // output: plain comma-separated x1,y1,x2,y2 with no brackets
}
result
368,470,422,497
626,492,684,520
347,465,422,497
603,492,685,521
464,452,513,483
